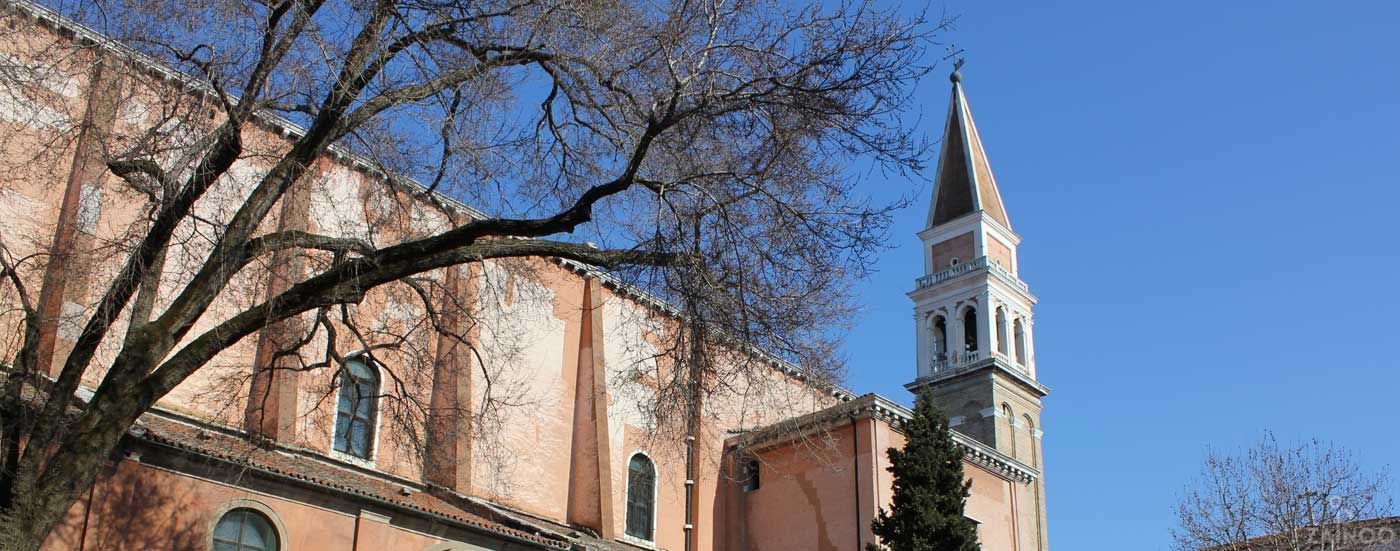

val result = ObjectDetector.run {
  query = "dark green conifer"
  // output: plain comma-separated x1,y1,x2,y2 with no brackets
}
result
867,397,981,551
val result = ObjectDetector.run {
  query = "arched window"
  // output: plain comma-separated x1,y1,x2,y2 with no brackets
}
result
1023,414,1038,468
995,307,1009,356
1014,318,1028,366
1002,404,1016,460
334,358,379,459
930,316,947,361
961,307,978,353
625,453,656,541
213,508,279,551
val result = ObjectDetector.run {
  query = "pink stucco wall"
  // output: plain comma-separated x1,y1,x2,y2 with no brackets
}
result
41,460,361,551
733,418,1029,551
3,9,1038,551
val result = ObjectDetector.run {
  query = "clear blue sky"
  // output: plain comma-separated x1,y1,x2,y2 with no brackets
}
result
839,1,1400,549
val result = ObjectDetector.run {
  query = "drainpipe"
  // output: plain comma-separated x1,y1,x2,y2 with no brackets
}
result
77,473,96,550
683,223,703,551
684,431,696,551
851,414,861,551
683,320,703,551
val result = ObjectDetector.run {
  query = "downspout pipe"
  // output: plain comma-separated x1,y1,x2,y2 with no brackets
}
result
851,414,861,551
683,319,703,551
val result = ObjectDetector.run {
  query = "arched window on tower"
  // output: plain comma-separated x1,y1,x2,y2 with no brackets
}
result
625,453,656,541
995,307,1009,357
1002,404,1016,460
1023,414,1038,468
962,307,978,354
930,316,947,363
1014,318,1028,366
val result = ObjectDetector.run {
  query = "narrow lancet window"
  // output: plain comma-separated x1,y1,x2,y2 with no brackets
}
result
334,358,379,459
1004,404,1017,459
626,453,656,541
996,307,1009,356
930,316,947,362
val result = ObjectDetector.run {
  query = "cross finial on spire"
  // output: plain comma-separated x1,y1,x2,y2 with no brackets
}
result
944,45,967,83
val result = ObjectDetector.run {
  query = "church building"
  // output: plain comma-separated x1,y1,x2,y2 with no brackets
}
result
0,2,1049,550
720,69,1049,551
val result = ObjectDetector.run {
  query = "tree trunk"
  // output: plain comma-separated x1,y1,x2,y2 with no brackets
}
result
0,418,130,551
0,498,69,551
0,364,151,551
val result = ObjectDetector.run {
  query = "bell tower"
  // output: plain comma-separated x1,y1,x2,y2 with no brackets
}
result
907,70,1048,465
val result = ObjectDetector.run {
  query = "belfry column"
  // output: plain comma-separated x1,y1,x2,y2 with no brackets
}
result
914,312,928,378
952,307,967,356
978,290,994,358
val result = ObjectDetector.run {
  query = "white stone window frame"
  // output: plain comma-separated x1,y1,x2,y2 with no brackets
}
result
994,305,1010,357
965,514,983,544
927,312,948,355
1013,316,1030,366
955,302,980,353
329,353,385,469
621,450,659,548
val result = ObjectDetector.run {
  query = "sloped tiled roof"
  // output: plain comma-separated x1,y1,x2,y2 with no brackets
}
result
131,412,572,549
1199,516,1400,551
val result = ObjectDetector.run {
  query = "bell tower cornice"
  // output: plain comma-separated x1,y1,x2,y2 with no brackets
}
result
917,211,1020,248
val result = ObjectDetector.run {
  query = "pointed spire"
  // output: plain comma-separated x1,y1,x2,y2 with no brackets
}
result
926,70,1011,230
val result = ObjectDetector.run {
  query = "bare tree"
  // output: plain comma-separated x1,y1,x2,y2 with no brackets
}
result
1173,433,1394,551
0,0,946,548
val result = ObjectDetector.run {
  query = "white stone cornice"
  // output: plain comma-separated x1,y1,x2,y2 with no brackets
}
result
979,211,1021,247
909,255,1037,304
949,431,1038,484
727,394,1039,484
905,354,1050,398
917,211,1021,246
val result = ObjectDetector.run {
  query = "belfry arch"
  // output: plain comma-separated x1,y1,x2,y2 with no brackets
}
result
960,306,978,355
1014,318,1028,366
929,315,948,363
995,306,1009,356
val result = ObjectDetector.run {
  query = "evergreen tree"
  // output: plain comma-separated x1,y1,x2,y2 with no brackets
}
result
867,397,981,551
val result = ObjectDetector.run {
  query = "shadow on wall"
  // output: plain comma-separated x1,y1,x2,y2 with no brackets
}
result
43,462,205,551
795,471,837,551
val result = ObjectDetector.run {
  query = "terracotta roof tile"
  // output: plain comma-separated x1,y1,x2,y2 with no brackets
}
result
131,413,570,549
